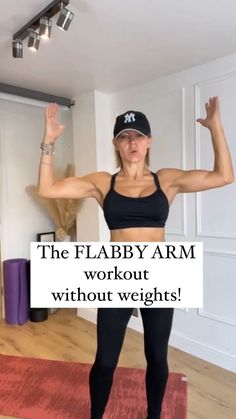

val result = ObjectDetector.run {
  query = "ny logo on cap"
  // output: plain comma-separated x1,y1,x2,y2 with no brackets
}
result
124,112,135,123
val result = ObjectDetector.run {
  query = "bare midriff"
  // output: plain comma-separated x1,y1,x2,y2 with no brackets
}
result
110,227,165,242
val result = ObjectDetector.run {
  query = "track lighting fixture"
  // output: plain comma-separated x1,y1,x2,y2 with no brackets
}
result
39,16,52,39
28,30,40,51
57,6,74,31
12,0,73,58
12,39,23,58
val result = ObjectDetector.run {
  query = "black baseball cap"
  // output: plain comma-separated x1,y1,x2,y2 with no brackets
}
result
113,110,151,140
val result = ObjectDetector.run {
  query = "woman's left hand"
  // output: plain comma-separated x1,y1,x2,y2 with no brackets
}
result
197,96,222,129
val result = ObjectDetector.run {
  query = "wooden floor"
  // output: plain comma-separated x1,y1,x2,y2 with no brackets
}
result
0,308,235,419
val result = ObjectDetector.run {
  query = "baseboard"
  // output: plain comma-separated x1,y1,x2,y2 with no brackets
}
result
77,308,236,373
77,308,97,324
169,331,236,373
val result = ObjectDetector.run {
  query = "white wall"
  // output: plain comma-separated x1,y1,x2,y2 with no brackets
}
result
76,53,236,373
72,91,113,242
0,97,73,260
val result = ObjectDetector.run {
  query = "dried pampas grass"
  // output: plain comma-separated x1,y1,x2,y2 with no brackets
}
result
26,163,82,241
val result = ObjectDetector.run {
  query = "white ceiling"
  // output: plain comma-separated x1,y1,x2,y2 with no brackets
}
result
1,0,236,99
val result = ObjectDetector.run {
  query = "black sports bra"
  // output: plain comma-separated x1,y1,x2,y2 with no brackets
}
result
103,171,169,230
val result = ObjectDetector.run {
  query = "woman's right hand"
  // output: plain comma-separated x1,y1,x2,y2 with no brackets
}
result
44,102,65,143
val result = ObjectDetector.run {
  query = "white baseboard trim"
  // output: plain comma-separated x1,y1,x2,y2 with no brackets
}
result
169,331,236,373
77,308,97,324
77,309,236,373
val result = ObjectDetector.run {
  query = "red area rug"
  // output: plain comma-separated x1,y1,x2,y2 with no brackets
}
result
0,354,188,419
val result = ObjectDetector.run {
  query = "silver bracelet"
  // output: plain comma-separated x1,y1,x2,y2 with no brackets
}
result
41,142,55,155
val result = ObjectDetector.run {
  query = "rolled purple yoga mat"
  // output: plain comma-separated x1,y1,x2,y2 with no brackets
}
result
3,259,30,325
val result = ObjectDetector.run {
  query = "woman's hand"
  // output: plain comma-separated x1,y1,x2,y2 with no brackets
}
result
197,96,222,130
44,103,65,143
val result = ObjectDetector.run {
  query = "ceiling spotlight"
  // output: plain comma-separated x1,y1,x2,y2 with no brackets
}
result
56,5,74,31
39,16,52,39
12,0,72,58
28,30,40,51
12,39,23,58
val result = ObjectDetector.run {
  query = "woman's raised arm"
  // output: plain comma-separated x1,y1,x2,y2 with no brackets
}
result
37,103,102,199
158,97,234,194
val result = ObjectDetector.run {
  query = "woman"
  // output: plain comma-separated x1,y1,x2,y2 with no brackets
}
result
38,97,234,419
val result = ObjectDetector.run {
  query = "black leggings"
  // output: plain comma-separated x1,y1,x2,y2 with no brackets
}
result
89,307,174,419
